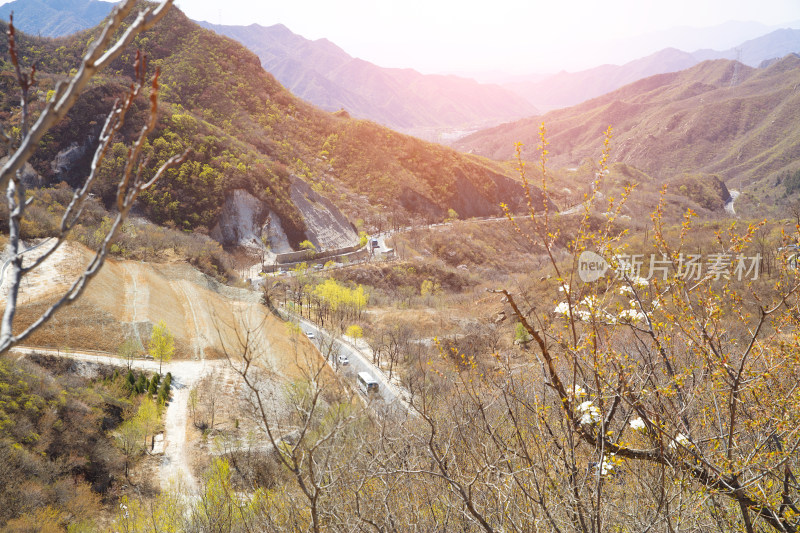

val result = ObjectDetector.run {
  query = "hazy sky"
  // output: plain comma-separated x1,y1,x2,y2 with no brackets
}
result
3,0,798,75
171,0,800,75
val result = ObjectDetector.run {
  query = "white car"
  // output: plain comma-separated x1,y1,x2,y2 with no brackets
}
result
305,331,315,339
337,354,349,366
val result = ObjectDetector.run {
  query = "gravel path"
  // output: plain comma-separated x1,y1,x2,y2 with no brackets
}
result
9,346,226,494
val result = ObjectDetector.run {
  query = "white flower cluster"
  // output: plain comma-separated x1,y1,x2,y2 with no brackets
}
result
554,301,571,316
554,296,605,322
618,285,634,296
578,400,601,425
669,433,691,450
630,276,649,289
573,385,587,398
629,417,646,431
596,453,618,476
581,296,599,310
618,308,646,323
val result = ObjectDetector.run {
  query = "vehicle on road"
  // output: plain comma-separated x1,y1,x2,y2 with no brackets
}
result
305,331,315,339
337,354,349,366
357,371,379,395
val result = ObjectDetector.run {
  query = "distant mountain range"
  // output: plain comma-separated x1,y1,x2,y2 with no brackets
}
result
2,0,799,152
457,54,800,203
505,29,800,110
197,22,538,135
0,0,114,37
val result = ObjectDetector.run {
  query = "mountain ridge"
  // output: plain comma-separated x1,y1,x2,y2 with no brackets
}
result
456,54,800,215
505,28,800,110
0,0,115,37
197,21,538,135
1,6,539,257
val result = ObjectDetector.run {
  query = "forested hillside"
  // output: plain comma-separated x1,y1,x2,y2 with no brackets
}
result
458,56,800,212
0,5,538,251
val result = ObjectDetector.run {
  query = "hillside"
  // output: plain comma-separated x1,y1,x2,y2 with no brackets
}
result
197,22,538,135
2,240,300,363
0,0,114,37
0,6,540,259
506,28,800,110
457,55,800,212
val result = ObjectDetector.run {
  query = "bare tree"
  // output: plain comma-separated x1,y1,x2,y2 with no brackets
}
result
215,311,365,532
0,0,185,354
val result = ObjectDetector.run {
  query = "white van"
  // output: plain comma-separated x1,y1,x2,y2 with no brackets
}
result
357,371,379,395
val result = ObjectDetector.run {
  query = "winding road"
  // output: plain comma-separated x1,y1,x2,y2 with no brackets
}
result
280,309,412,418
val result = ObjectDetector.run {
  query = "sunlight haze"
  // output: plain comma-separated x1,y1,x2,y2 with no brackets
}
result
170,0,800,75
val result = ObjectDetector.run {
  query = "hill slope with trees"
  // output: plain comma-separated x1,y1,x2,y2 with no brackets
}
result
1,5,540,253
458,56,800,212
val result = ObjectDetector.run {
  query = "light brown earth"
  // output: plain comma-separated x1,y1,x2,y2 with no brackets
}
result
4,240,332,493
4,240,311,376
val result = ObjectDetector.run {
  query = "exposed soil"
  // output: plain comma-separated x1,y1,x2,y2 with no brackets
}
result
6,240,330,494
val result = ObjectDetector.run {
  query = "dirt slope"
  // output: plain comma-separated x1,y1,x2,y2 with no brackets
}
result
4,241,309,377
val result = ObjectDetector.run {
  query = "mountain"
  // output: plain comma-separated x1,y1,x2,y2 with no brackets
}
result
457,56,800,200
197,22,538,135
0,0,115,37
506,29,800,110
505,48,700,111
1,6,540,256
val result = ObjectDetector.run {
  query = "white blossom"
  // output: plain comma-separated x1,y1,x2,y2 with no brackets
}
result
578,401,601,425
596,453,618,475
669,433,691,450
629,417,646,431
554,301,571,316
558,284,570,293
618,309,646,323
631,276,649,289
573,385,587,397
619,285,634,296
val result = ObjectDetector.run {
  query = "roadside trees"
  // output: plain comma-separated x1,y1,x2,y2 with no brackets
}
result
118,336,142,371
149,320,174,375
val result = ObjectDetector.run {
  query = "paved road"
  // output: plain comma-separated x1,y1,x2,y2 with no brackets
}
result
283,311,412,419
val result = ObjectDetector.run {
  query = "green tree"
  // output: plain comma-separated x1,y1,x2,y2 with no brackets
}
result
345,324,363,340
136,396,160,451
514,321,531,344
149,320,175,375
115,418,144,478
300,239,317,260
118,336,142,371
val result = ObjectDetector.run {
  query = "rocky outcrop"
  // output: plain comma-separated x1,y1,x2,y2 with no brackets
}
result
0,157,41,189
210,189,292,255
210,181,358,257
50,139,95,184
289,177,358,250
